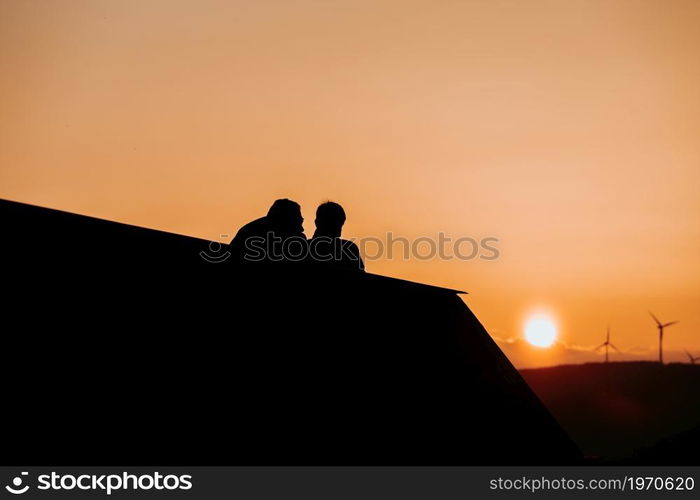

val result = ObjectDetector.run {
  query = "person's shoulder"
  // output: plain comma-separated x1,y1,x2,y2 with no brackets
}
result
235,216,268,235
230,217,269,248
242,216,268,230
339,238,360,251
338,238,365,270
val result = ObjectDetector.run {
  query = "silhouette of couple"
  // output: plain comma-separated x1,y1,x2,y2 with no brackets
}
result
229,199,365,271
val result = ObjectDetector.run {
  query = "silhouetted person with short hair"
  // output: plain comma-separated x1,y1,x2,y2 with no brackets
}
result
308,201,365,271
229,199,306,264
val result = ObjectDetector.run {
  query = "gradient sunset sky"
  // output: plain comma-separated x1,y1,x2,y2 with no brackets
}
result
2,0,699,367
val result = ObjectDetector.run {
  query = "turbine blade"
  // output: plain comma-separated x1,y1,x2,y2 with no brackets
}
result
594,343,606,351
609,343,620,352
663,321,678,328
648,310,662,326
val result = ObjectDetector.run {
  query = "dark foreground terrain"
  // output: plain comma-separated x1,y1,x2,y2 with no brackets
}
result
521,362,700,463
1,199,580,465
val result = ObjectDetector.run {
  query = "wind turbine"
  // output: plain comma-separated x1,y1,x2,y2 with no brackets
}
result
649,311,678,364
595,326,618,363
685,350,700,365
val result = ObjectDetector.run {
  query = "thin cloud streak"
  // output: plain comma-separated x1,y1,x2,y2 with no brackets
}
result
491,334,697,369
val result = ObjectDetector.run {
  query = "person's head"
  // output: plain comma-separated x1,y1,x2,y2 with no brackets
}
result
315,201,346,237
267,198,303,236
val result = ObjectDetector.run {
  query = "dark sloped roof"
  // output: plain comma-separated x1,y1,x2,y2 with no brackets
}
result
0,198,580,464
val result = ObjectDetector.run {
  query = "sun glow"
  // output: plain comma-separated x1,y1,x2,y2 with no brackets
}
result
524,316,558,348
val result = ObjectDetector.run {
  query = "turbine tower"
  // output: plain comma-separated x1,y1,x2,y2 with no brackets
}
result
649,311,678,365
685,350,700,365
595,326,618,363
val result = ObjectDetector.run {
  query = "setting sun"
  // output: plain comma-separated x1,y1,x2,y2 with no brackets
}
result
525,317,558,348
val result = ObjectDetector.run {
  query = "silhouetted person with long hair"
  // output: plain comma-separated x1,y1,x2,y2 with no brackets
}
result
229,199,306,264
308,201,364,271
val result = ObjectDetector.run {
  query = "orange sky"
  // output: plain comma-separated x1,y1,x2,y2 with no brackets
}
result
2,0,699,367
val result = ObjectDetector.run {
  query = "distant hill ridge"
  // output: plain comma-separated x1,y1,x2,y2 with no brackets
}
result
521,362,700,463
